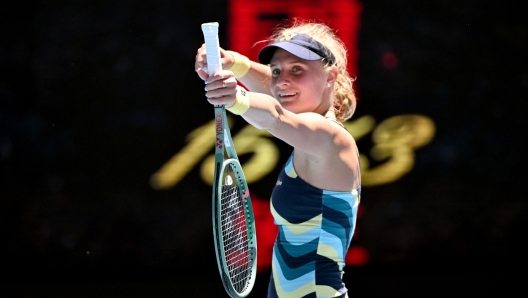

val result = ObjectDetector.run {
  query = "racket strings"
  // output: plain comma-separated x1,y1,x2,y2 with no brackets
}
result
220,168,253,292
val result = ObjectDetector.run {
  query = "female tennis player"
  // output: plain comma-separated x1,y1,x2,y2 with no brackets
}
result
195,20,361,298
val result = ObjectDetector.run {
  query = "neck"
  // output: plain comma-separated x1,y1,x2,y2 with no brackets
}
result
314,94,334,117
324,109,337,119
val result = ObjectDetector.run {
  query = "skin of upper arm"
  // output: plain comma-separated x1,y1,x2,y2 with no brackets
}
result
239,92,346,157
267,109,345,157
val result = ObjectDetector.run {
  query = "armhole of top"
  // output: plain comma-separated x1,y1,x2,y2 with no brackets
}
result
325,117,345,129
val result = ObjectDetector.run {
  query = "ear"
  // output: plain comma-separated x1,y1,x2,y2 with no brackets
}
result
326,65,339,86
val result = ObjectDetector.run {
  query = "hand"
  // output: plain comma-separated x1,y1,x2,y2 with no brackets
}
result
195,44,235,81
204,70,238,107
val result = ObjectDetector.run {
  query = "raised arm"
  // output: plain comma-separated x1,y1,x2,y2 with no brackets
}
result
195,44,272,95
203,71,344,158
242,92,346,158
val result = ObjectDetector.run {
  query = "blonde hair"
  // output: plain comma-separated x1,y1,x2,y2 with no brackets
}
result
265,19,357,122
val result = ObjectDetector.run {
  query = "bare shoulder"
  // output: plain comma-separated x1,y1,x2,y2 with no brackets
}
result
285,116,360,192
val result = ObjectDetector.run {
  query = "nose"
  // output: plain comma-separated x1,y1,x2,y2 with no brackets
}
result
275,72,290,87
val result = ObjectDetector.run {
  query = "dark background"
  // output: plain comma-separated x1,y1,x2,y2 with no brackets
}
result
1,0,526,297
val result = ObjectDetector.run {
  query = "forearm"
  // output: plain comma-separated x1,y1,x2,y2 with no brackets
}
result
237,61,272,95
224,51,272,95
202,64,279,130
239,91,282,131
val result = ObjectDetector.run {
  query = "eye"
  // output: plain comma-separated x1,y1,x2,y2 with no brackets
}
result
271,68,280,76
292,66,302,72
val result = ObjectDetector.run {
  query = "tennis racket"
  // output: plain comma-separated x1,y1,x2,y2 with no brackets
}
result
201,22,257,298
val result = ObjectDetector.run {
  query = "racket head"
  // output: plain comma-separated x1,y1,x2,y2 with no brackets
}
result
213,158,257,298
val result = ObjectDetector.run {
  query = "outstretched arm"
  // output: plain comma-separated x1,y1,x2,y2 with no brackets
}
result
195,44,272,95
203,71,343,158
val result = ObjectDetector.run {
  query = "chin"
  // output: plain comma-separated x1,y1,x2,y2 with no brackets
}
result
280,102,298,113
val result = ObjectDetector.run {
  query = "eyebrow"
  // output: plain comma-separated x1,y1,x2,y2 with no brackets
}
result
269,59,307,67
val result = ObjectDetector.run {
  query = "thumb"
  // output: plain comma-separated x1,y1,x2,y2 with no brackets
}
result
196,67,210,81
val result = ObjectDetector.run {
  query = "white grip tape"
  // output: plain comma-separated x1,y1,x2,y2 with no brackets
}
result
201,22,222,75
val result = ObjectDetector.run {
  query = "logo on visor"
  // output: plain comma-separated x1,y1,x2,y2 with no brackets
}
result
279,33,297,42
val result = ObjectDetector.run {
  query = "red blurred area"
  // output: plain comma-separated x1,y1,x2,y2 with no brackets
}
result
346,246,369,266
382,51,399,69
228,0,362,78
251,195,277,273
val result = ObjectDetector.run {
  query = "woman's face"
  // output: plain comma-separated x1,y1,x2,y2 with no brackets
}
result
269,49,332,114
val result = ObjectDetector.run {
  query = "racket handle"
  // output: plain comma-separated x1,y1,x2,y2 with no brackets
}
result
201,22,223,75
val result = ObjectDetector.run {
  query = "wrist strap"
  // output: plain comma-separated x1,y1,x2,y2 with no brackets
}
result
226,51,250,78
226,86,250,115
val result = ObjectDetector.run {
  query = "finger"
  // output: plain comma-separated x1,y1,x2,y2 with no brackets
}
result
205,70,235,84
195,43,207,60
205,75,236,91
207,94,236,107
196,68,209,81
205,84,231,98
219,47,235,69
205,79,237,99
195,44,208,73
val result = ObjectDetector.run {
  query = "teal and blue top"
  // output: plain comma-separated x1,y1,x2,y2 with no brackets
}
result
268,153,361,298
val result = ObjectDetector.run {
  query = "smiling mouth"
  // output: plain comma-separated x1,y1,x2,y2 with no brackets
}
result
278,92,298,100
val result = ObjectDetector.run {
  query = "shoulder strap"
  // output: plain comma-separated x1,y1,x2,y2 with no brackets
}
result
325,117,347,130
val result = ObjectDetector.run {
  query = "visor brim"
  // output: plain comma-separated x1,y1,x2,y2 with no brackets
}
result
257,42,324,64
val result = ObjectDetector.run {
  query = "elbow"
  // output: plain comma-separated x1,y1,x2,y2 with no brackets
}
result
252,114,281,131
245,104,283,131
263,104,284,131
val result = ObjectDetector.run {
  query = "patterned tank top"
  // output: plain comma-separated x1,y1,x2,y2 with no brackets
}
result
268,153,361,298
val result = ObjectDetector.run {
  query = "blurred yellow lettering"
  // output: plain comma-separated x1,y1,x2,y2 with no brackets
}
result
150,114,435,189
360,115,435,186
